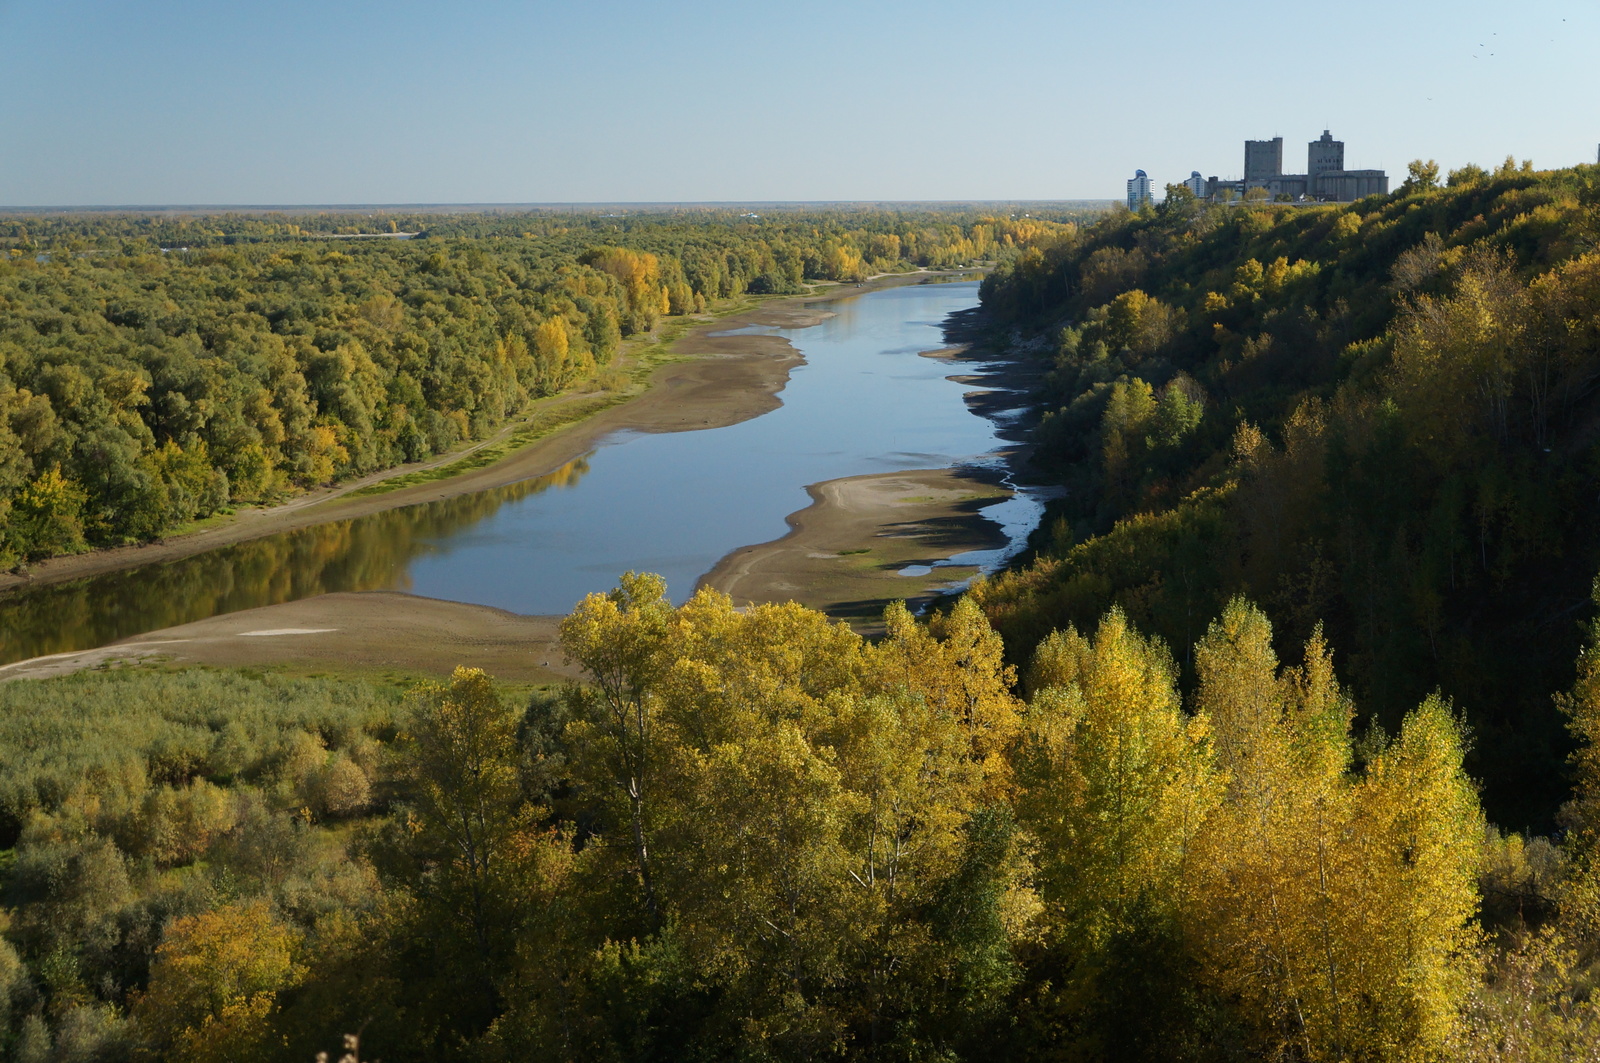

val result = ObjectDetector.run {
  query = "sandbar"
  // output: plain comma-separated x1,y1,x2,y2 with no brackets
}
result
0,272,958,597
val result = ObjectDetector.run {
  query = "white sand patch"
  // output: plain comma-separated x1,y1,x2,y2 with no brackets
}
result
237,628,337,637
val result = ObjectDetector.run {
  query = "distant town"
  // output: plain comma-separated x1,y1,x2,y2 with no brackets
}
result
1127,129,1389,209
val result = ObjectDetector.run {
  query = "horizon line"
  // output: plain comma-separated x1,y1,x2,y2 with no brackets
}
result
0,199,1118,216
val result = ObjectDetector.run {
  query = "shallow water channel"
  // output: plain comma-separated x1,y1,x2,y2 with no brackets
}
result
0,281,1044,664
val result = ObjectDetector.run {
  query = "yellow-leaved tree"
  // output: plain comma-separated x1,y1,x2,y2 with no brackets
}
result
539,581,1035,1059
1014,607,1218,1058
133,901,302,1063
1186,597,1480,1062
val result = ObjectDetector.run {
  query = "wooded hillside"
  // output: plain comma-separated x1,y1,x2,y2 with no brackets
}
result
975,160,1600,829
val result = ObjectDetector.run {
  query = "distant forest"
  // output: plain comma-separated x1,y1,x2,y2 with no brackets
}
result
0,208,1078,567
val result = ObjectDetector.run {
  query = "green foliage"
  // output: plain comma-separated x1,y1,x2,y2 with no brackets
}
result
0,209,1079,563
3,578,1591,1060
977,160,1600,829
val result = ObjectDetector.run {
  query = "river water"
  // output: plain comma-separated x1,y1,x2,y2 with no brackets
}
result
0,281,1043,664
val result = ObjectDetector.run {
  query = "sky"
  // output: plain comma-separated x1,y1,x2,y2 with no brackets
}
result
0,0,1595,206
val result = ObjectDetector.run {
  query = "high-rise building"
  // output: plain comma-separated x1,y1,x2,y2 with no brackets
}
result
1213,131,1386,202
1308,130,1344,181
1244,138,1284,185
1127,169,1154,210
1183,171,1206,198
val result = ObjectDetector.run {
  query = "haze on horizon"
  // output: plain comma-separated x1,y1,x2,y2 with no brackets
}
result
1,0,1596,208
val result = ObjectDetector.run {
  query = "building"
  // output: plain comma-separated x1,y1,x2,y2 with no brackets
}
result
1199,130,1388,203
1308,130,1343,182
1244,138,1284,185
1183,170,1206,198
1127,169,1154,210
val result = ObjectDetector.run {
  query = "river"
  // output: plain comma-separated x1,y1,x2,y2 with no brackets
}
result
0,280,1043,665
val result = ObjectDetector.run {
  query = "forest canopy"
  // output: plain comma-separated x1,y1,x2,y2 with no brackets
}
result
975,161,1600,830
5,577,1594,1061
0,207,1079,566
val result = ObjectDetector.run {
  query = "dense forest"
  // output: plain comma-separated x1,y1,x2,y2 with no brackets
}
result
6,184,1600,1060
975,159,1600,831
0,208,1074,567
1,576,1595,1061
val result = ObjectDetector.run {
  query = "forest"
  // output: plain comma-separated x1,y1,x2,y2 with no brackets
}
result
1,574,1594,1061
0,208,1073,567
975,159,1600,832
5,182,1600,1060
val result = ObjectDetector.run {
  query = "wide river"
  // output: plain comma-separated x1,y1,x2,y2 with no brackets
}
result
0,281,1043,665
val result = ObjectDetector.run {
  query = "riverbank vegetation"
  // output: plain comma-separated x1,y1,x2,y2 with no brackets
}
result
0,209,1079,568
975,160,1600,834
2,576,1595,1061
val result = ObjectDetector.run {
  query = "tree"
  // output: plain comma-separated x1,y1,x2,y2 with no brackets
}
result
1557,577,1600,856
400,667,535,977
1184,599,1480,1061
1020,609,1215,945
560,572,674,927
1402,158,1442,195
6,464,87,559
1016,609,1217,1057
133,901,301,1063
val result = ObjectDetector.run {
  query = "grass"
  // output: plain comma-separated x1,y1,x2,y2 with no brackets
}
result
343,391,627,499
343,311,721,501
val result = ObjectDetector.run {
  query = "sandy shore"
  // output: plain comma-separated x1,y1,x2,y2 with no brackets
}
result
700,466,1013,630
0,272,954,597
0,465,1013,683
0,592,577,684
0,270,1025,682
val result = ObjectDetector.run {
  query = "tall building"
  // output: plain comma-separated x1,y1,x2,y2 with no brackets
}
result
1183,170,1206,197
1244,138,1284,185
1127,169,1154,210
1205,130,1387,203
1308,130,1344,182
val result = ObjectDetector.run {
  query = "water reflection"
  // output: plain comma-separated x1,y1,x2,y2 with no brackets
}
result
1,280,1043,666
0,457,591,663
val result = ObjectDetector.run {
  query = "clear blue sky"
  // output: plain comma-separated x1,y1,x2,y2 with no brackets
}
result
1,0,1595,206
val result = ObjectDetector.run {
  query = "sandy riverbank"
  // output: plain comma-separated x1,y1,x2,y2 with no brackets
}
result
0,592,577,684
0,271,961,598
700,466,1014,630
0,465,1014,682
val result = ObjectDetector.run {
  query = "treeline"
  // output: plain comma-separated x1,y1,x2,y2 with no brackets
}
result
974,159,1600,829
0,209,1078,567
3,578,1596,1060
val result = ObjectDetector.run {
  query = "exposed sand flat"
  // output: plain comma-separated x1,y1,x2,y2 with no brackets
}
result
0,592,576,684
700,467,1014,630
0,272,952,598
1,468,1017,682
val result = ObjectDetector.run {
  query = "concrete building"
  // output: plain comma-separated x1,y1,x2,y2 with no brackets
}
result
1199,130,1388,204
1308,130,1344,182
1245,138,1284,185
1127,169,1154,210
1183,170,1206,198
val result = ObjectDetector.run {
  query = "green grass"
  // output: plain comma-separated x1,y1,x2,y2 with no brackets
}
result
342,390,629,499
343,313,719,501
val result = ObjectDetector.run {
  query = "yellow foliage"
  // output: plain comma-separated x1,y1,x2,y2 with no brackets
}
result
134,901,302,1063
